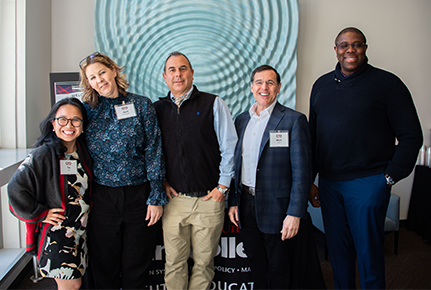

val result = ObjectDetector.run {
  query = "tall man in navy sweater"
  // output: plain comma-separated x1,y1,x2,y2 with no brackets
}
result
309,27,423,289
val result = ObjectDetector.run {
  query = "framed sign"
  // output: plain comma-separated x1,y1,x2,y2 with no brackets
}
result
49,72,82,106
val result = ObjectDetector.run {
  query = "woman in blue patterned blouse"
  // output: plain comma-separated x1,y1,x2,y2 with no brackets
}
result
79,52,168,289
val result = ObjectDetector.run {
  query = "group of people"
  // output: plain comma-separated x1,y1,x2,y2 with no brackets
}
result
8,26,422,290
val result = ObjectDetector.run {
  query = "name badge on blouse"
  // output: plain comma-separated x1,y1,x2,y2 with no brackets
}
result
115,103,137,120
270,130,289,147
60,160,78,175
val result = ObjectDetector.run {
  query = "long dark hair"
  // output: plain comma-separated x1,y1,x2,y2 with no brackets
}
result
34,98,88,156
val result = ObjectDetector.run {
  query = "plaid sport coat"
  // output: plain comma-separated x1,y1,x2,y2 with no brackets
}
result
229,101,312,234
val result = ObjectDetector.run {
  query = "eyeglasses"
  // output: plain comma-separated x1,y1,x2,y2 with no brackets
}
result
79,52,108,69
54,117,83,127
336,42,366,51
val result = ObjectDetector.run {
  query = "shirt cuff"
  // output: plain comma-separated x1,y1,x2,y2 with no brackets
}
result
147,180,169,205
218,176,233,188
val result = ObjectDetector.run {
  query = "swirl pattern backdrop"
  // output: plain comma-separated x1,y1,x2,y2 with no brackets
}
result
95,0,298,117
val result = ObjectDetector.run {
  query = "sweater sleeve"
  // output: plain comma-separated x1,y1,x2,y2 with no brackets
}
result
385,77,423,182
7,154,49,223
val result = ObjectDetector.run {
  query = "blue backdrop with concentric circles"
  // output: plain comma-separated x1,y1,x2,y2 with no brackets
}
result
95,0,298,118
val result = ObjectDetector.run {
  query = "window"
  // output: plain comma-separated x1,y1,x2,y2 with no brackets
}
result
0,0,30,286
0,0,26,150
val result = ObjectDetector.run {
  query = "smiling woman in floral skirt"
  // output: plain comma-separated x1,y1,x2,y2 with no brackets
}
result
8,97,93,290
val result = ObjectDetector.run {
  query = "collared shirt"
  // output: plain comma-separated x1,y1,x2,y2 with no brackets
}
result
169,87,237,187
168,86,194,106
241,100,277,187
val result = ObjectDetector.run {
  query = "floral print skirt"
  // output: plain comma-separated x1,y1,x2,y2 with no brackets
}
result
39,152,90,280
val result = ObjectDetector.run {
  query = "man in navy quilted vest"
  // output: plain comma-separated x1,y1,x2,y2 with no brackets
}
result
154,51,237,290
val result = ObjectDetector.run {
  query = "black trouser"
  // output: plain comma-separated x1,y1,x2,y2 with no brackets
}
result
88,182,161,289
239,190,326,290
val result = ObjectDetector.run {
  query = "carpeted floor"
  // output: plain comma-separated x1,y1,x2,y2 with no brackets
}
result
13,225,431,289
314,225,431,289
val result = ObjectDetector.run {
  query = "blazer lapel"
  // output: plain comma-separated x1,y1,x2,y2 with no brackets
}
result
237,114,251,146
258,102,285,159
235,113,251,192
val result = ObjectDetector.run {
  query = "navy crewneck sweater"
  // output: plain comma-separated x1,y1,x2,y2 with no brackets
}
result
309,60,423,183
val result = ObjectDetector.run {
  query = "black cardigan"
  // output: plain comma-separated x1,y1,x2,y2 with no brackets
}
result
7,140,92,255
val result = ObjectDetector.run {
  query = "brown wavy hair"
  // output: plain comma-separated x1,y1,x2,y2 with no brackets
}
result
79,52,129,108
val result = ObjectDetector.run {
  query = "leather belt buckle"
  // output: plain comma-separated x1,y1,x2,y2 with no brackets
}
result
180,191,208,198
249,187,255,196
243,185,255,196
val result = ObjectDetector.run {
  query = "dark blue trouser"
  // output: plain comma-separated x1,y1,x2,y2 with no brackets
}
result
319,174,390,289
239,189,326,289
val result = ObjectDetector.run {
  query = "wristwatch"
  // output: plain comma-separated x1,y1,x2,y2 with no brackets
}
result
217,185,229,195
385,174,395,186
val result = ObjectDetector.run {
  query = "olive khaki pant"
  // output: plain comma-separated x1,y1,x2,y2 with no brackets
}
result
162,194,225,290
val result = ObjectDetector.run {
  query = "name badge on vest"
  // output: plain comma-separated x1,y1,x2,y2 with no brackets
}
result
270,130,289,147
115,103,137,120
60,160,78,175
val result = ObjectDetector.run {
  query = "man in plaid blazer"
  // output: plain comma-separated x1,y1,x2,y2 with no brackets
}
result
228,65,323,289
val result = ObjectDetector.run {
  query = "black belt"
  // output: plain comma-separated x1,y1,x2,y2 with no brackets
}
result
179,191,209,198
242,185,255,196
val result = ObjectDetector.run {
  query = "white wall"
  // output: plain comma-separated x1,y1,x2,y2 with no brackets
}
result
50,0,431,219
51,0,95,72
25,0,51,147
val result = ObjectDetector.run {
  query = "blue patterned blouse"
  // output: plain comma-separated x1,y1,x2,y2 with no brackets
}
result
84,93,168,205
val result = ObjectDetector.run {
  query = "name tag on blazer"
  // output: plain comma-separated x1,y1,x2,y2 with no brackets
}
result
270,130,289,147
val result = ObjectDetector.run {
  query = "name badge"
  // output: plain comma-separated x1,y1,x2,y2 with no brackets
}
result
60,160,78,175
115,103,137,120
270,130,289,147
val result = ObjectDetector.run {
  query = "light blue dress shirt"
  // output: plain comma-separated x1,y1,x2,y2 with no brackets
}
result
241,100,277,187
